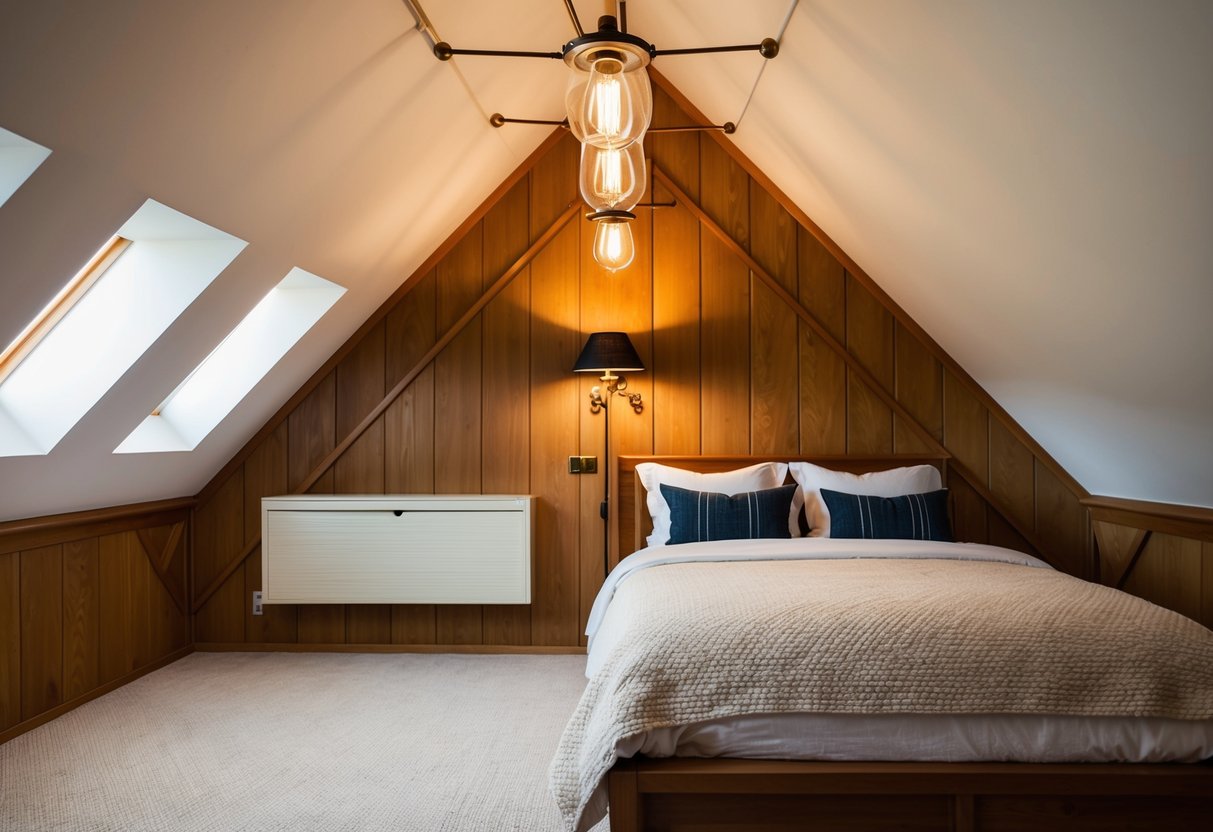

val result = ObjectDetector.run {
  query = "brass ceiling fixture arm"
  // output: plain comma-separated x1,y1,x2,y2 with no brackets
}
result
488,113,732,135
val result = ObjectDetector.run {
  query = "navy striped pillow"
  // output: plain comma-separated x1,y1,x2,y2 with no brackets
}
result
819,488,953,542
660,483,798,545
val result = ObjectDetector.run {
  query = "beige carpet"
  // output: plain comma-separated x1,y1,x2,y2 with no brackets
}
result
0,652,608,831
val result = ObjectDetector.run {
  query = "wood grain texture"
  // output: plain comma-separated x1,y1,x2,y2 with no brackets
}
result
894,322,942,454
749,184,798,455
1123,533,1202,622
529,139,580,646
434,226,485,645
846,276,894,453
62,538,99,700
244,423,295,643
1035,460,1090,579
20,545,62,719
1204,541,1213,629
193,474,244,644
0,552,19,730
480,178,532,646
943,368,988,483
798,228,846,454
98,533,133,684
989,418,1035,532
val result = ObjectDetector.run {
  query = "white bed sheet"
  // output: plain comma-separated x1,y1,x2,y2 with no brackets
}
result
587,539,1213,764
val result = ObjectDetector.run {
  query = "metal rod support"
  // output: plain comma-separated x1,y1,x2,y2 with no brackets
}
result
634,201,677,209
653,38,779,59
434,43,562,60
562,0,585,36
648,122,736,134
490,113,569,128
619,0,628,33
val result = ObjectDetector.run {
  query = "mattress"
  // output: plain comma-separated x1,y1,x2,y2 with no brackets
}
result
556,538,1213,831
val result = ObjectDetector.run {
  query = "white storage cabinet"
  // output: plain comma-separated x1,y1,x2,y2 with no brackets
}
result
261,495,533,605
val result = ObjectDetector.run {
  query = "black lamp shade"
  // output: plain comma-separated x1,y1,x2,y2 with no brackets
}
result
572,331,645,373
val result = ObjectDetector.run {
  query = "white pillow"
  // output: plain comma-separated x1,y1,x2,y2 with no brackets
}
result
788,462,942,538
636,461,790,547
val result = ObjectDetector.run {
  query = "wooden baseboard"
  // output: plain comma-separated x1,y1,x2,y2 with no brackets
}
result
194,642,586,655
0,645,195,745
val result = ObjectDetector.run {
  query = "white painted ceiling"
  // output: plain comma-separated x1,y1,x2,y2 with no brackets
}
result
0,0,1208,521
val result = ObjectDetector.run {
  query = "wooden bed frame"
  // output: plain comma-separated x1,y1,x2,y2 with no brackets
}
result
605,455,1213,832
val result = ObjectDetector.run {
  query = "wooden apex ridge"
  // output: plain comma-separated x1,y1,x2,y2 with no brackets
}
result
646,68,1088,502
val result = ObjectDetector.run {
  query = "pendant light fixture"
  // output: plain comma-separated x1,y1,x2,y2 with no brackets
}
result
423,0,779,273
579,140,645,272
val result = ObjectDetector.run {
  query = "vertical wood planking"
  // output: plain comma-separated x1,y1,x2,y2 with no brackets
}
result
798,228,847,454
20,545,62,720
1123,534,1202,621
244,422,295,643
846,277,894,453
748,183,799,455
194,474,245,643
893,322,942,454
943,369,988,482
530,136,580,646
128,534,151,669
62,538,99,700
949,474,988,545
434,226,485,645
989,419,1035,533
1202,542,1213,629
289,373,344,643
481,177,532,645
98,533,132,683
699,136,750,453
385,271,438,643
0,552,19,729
1035,461,1089,578
336,323,390,644
650,87,701,455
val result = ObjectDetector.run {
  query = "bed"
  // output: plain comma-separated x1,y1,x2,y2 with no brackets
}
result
551,455,1213,832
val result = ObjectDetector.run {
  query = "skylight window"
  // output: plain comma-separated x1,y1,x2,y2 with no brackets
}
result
0,199,247,457
116,268,345,454
0,126,51,208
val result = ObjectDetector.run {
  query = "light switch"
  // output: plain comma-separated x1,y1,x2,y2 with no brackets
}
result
568,455,598,474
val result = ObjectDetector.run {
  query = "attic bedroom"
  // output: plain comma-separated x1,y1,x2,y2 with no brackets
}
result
1,1,1210,830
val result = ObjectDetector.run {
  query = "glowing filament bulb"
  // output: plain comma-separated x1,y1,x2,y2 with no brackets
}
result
588,58,625,143
596,147,623,205
593,220,635,272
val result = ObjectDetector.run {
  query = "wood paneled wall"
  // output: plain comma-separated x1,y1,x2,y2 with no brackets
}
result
1088,497,1213,630
0,500,192,743
190,86,1098,649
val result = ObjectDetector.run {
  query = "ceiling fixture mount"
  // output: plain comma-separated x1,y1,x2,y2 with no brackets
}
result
425,0,780,272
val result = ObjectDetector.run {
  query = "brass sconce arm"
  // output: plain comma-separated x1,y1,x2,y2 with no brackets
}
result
589,372,644,414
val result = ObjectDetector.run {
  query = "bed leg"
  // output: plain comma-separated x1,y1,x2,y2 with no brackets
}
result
607,761,643,832
953,794,975,832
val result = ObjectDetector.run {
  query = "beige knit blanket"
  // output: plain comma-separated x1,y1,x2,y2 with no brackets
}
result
550,556,1213,831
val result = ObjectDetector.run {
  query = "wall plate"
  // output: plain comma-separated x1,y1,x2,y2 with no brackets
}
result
568,455,598,474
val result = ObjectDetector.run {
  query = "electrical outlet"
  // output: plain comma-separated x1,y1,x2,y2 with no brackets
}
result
252,591,263,616
568,455,598,474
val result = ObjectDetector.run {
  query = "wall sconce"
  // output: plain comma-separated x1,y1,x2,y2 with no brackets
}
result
573,331,645,577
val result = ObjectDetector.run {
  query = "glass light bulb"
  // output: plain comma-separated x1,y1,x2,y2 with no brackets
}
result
579,141,646,211
565,58,653,149
592,220,635,272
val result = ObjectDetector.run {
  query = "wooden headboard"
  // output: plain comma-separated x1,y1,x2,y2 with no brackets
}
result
616,455,949,559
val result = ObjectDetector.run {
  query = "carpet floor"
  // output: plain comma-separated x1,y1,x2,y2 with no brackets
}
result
0,652,608,831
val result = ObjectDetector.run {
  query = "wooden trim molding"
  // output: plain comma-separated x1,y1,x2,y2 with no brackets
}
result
648,68,1088,502
1082,495,1213,544
0,496,194,555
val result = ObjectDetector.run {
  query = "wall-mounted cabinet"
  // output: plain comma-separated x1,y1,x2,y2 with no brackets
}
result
261,495,533,605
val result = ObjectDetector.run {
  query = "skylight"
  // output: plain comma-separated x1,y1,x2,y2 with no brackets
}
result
116,268,345,454
0,126,51,208
0,199,247,457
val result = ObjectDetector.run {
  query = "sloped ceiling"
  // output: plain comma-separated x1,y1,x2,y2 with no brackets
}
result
0,0,1209,521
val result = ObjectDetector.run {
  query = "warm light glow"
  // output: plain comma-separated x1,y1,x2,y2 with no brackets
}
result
593,221,635,272
590,61,623,140
580,141,646,211
565,57,652,150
